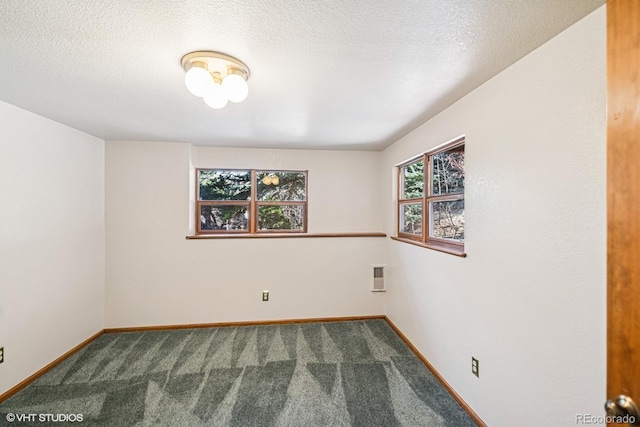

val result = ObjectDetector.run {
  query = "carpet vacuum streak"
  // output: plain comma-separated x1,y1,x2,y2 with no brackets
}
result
0,320,475,426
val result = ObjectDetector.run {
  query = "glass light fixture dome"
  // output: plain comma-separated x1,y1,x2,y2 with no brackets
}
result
184,63,213,97
203,82,228,109
222,71,249,103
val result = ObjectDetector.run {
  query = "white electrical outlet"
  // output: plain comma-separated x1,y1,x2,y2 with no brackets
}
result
471,356,479,378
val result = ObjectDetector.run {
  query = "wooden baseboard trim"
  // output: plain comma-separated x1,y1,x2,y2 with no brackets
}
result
0,330,104,403
103,315,387,333
384,316,486,427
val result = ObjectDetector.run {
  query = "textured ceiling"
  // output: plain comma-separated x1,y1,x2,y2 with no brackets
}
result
0,0,604,150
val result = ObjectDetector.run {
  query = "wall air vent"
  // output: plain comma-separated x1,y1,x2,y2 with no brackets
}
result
372,265,386,292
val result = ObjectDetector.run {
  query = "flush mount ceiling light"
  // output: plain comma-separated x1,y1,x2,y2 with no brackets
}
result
181,51,250,109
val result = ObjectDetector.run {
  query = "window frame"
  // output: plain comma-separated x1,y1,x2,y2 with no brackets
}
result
398,158,425,239
395,137,465,256
196,168,308,235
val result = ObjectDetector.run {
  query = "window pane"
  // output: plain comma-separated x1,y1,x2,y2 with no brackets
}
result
400,203,423,235
200,205,248,230
430,200,464,240
402,160,424,199
432,148,464,195
256,171,306,201
258,205,304,230
199,170,251,201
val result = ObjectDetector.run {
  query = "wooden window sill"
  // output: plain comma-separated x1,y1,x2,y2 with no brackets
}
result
186,232,387,240
391,236,467,257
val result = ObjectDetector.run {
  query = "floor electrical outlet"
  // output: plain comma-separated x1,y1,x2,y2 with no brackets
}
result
262,291,269,302
472,356,479,378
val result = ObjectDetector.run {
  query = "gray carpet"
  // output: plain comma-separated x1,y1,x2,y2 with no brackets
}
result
0,320,476,426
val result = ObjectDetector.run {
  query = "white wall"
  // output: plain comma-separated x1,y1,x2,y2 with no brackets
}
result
0,101,105,396
381,7,606,427
105,142,385,328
